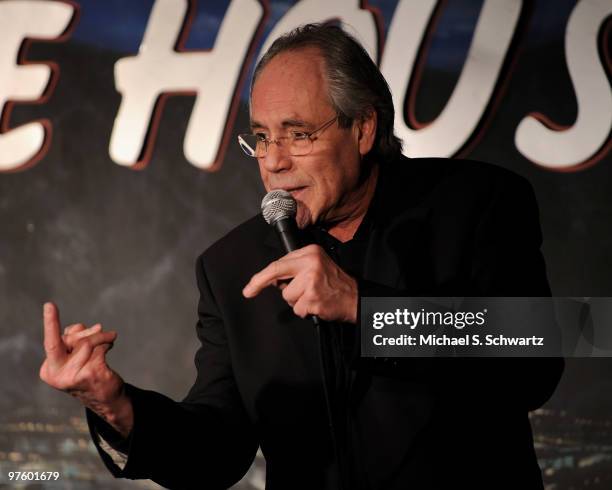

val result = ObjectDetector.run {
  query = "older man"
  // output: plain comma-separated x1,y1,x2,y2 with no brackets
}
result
41,24,563,489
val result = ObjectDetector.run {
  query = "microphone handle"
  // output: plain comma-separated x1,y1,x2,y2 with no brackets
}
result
273,217,321,325
273,216,301,253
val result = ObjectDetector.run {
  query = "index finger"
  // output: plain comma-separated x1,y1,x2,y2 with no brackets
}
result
243,258,300,298
43,302,67,364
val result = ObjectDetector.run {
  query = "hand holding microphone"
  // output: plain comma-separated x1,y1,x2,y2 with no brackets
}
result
242,190,358,324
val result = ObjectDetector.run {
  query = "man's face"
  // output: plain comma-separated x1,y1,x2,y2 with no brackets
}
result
250,48,374,229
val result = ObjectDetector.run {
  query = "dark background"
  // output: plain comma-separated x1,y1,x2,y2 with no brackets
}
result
0,1,610,488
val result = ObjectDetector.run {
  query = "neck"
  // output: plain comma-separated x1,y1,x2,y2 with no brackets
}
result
327,164,379,243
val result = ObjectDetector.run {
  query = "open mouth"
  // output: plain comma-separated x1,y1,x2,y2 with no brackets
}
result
277,186,306,198
288,187,306,198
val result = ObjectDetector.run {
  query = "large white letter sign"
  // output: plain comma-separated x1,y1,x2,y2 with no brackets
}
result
259,0,380,64
516,0,612,170
0,1,75,172
110,0,265,170
382,0,522,158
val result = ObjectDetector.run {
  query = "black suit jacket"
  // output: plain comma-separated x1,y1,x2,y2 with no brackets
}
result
87,157,563,490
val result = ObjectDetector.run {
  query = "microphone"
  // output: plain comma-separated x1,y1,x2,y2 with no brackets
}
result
261,189,301,253
260,189,319,327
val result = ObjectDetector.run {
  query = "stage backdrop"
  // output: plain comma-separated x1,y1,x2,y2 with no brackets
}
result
0,1,610,489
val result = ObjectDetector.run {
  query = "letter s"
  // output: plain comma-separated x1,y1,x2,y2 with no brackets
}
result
515,0,612,169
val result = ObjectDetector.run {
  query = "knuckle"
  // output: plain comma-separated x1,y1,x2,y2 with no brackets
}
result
309,256,324,272
79,366,95,380
44,342,60,353
101,368,115,382
306,289,319,302
293,305,305,318
271,261,281,277
66,323,84,334
306,244,320,254
311,245,325,260
305,269,319,283
76,339,94,355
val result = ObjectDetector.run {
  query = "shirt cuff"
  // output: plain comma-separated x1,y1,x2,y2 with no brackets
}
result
86,407,132,470
96,432,129,470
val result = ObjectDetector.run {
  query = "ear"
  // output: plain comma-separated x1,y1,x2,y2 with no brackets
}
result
356,108,377,156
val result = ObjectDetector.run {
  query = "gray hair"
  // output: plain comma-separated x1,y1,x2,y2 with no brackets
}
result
251,23,403,163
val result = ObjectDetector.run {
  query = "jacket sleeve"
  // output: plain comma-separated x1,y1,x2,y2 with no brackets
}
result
355,171,564,412
86,253,258,490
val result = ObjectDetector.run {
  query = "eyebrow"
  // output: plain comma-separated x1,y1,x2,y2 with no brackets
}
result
249,118,310,131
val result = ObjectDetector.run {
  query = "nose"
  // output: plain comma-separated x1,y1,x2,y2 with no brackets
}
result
260,140,292,173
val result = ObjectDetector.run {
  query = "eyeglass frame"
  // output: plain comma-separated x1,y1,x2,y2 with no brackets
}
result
238,115,339,158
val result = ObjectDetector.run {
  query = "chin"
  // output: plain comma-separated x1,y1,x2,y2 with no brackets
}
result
295,202,313,229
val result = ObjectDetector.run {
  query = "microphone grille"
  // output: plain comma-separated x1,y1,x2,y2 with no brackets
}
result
261,190,297,225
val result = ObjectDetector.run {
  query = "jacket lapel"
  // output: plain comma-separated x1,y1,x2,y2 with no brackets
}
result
362,205,431,293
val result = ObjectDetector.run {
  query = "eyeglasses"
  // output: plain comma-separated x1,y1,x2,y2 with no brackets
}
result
238,115,338,158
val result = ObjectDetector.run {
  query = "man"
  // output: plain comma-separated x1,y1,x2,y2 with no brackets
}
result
40,24,563,489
